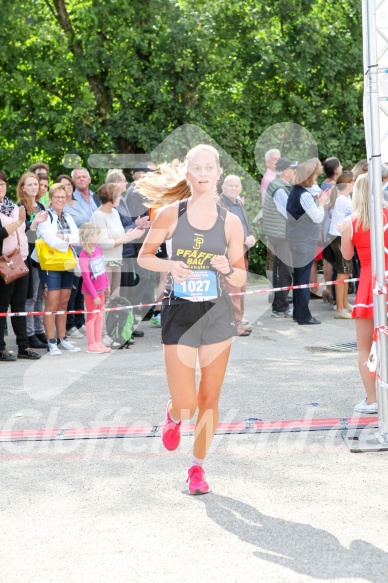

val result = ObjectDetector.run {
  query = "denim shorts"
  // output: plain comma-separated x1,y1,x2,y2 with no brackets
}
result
39,268,74,291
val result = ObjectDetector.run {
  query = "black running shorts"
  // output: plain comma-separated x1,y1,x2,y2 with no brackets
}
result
161,295,236,347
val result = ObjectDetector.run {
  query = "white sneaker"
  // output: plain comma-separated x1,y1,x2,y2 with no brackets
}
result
102,335,113,347
271,311,283,318
241,318,249,325
59,338,82,352
77,325,87,335
47,341,62,356
66,326,84,339
354,397,378,414
334,309,352,319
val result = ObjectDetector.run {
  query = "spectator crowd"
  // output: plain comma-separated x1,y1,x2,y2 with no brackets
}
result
0,151,386,415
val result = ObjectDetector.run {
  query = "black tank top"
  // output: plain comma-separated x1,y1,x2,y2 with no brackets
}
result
164,200,229,303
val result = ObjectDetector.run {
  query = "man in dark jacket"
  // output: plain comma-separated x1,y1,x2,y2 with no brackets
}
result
220,175,256,336
263,157,297,318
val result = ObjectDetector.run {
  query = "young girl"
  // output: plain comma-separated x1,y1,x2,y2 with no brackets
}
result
79,222,111,354
328,171,355,318
137,145,246,495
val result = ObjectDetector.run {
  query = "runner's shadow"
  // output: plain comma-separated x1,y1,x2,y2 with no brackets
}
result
199,494,388,582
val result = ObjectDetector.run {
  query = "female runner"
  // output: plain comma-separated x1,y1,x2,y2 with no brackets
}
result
137,145,246,494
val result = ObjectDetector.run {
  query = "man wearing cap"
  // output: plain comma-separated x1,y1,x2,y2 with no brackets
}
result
263,157,297,317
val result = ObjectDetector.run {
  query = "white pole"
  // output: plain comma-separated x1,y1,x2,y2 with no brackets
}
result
364,0,388,440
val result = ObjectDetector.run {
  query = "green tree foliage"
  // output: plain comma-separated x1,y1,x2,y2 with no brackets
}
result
0,0,364,273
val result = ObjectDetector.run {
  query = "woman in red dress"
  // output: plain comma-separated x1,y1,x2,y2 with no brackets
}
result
341,173,388,414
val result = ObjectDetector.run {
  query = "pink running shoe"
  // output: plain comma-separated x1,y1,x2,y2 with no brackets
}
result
186,466,210,495
86,343,105,354
161,400,181,451
96,342,112,353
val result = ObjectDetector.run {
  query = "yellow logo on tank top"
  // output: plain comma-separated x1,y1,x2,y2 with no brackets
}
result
176,234,217,268
176,247,217,268
193,236,204,250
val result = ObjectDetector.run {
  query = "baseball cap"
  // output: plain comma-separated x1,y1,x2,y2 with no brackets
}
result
276,157,298,172
133,163,154,174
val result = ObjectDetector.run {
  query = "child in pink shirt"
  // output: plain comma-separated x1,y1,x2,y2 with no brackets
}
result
79,223,111,354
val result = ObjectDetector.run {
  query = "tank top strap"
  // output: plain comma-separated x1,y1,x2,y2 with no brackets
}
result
217,203,227,222
178,200,188,218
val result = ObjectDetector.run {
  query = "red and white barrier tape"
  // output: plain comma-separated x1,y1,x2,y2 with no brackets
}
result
372,274,388,296
0,277,359,318
0,416,378,443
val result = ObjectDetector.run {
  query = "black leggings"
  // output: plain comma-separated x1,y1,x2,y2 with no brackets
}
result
0,271,29,351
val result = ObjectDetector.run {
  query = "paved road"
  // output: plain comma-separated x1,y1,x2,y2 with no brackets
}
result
1,288,387,582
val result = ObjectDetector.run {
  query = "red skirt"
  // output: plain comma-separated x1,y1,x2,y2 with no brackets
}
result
352,267,373,318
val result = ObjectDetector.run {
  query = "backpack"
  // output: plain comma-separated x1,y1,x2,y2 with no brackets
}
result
105,296,134,349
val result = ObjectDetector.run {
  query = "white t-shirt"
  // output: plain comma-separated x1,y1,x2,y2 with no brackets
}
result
329,195,352,237
91,208,125,261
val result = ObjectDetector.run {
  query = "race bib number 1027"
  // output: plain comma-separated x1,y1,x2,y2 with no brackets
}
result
173,270,217,302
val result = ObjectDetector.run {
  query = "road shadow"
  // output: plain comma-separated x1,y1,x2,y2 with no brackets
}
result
199,493,387,582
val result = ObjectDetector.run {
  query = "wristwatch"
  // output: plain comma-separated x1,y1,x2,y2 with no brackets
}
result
224,266,235,278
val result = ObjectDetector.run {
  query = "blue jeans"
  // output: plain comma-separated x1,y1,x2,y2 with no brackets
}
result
25,265,44,336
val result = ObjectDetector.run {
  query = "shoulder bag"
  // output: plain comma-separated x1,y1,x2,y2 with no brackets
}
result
35,211,77,271
0,219,29,284
35,238,77,271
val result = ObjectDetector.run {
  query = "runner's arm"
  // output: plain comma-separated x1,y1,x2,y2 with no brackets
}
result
340,217,354,260
221,212,247,287
137,205,183,274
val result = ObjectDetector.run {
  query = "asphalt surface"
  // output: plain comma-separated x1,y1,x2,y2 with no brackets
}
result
1,283,387,582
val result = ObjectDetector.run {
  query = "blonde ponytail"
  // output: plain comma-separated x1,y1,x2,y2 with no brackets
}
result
352,174,370,232
137,160,191,209
136,144,221,208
